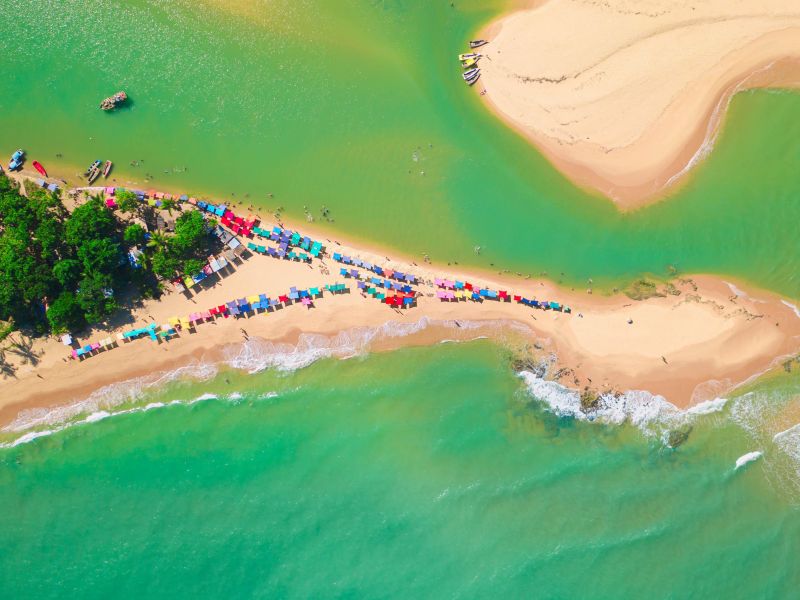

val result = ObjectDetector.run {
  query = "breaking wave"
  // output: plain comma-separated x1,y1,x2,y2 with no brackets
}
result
0,392,261,450
1,318,512,447
518,371,727,443
735,451,763,470
729,390,800,498
4,361,219,434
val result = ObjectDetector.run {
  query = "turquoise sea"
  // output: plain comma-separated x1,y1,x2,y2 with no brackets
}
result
2,342,800,597
2,1,800,596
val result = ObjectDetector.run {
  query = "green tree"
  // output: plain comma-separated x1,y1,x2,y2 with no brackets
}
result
47,292,85,333
77,238,121,274
76,272,117,324
151,250,181,279
65,196,116,247
52,258,82,289
161,198,177,215
146,231,170,252
123,223,146,246
173,210,209,256
116,190,140,215
27,187,67,257
184,258,206,278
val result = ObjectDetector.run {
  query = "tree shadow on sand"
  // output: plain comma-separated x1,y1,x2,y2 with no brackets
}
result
6,334,41,367
0,349,18,379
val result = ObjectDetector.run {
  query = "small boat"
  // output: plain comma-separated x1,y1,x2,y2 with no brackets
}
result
469,39,488,49
84,159,102,176
87,167,101,184
462,68,479,80
100,91,128,111
8,149,24,171
458,53,480,61
32,160,47,177
466,73,481,86
462,57,480,68
102,160,113,178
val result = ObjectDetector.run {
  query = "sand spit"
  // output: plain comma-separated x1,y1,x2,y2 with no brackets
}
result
477,0,800,207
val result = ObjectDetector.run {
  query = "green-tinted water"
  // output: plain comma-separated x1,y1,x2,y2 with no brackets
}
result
1,342,799,597
3,2,800,594
1,0,798,296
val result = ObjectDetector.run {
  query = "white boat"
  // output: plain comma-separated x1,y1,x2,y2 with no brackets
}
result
462,68,479,80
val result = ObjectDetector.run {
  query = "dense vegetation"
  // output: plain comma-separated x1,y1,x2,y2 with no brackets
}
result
116,189,213,280
0,177,214,335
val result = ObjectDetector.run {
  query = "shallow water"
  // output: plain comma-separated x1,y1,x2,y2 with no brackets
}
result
1,0,799,296
1,342,799,597
2,1,800,594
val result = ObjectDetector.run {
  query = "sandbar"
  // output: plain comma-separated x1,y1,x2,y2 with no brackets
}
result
477,0,800,207
1,174,799,432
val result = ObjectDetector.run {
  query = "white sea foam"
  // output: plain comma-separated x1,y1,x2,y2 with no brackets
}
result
224,318,516,375
729,392,800,497
724,281,766,303
85,411,111,423
774,423,800,443
735,451,763,470
3,361,218,434
725,281,747,298
521,373,671,435
190,393,218,404
781,300,800,320
518,372,728,442
729,391,781,438
773,424,800,472
686,397,728,416
9,430,55,447
0,318,534,447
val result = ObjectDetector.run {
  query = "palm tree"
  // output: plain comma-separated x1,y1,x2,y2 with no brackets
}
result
161,198,177,216
146,231,170,251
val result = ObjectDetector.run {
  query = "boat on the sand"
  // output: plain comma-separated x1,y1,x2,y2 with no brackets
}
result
469,39,488,48
461,57,480,68
85,159,101,176
462,68,479,80
466,73,481,86
103,160,113,178
458,53,480,61
8,149,25,171
100,91,128,111
32,160,47,177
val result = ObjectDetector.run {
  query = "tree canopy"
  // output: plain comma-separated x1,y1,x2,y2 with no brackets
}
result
0,178,127,332
0,176,217,336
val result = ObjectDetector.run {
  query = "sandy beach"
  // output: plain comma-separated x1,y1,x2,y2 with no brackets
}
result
1,174,799,432
477,0,800,207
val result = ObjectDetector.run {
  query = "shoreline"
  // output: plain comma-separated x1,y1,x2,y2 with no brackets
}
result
475,1,800,208
1,175,799,433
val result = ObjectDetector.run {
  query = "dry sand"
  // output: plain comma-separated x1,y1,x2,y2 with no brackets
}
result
1,177,799,430
477,0,800,207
